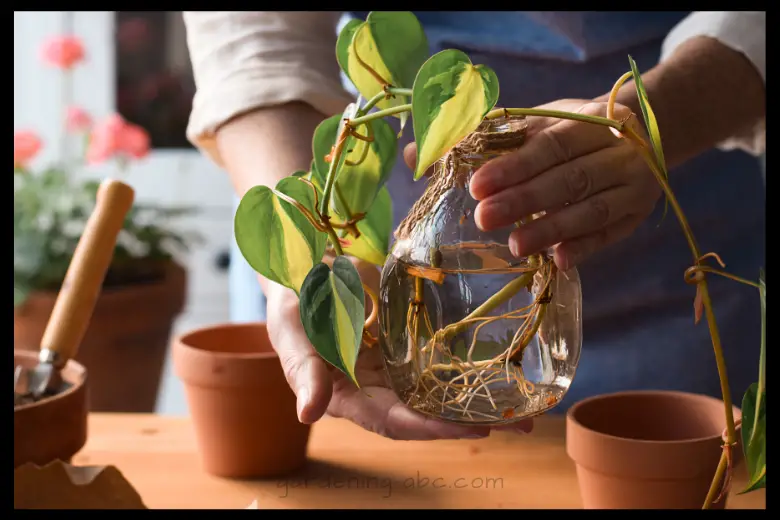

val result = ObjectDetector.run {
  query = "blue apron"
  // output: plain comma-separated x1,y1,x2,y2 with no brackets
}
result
229,12,765,411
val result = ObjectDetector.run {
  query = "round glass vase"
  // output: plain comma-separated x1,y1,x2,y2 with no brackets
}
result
378,115,582,425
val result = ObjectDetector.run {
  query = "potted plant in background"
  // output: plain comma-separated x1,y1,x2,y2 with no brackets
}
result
14,34,195,413
225,12,764,509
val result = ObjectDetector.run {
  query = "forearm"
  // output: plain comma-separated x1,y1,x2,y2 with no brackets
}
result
215,102,326,296
598,35,765,169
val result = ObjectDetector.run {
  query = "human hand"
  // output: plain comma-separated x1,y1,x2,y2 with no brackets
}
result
262,254,533,440
403,100,661,271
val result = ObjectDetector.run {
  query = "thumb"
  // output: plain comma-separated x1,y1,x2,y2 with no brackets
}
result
267,296,333,424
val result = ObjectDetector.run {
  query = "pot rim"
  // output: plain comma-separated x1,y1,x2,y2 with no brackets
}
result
173,322,279,361
13,350,87,412
566,389,742,446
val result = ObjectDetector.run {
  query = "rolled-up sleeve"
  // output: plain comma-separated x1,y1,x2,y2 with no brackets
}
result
660,11,766,156
183,12,354,166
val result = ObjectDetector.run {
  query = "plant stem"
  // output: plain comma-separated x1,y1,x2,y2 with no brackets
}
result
388,87,413,97
319,125,352,255
622,127,737,451
442,266,538,341
359,92,386,115
349,104,412,126
703,449,730,508
486,108,624,131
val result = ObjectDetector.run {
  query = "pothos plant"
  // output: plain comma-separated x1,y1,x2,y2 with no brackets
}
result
234,11,765,508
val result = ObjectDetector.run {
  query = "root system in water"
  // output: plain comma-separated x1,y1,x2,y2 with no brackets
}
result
379,242,581,425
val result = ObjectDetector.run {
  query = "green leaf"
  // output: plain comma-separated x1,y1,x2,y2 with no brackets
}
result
627,56,666,174
627,55,670,221
335,186,393,266
336,11,428,128
411,49,500,180
312,113,396,217
299,256,365,386
738,382,766,494
234,177,327,294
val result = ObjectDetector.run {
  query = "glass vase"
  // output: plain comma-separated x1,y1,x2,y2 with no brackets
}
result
378,115,582,425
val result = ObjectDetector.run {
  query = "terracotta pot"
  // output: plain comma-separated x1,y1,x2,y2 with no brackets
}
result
14,350,89,469
566,390,742,509
14,261,186,413
173,322,311,479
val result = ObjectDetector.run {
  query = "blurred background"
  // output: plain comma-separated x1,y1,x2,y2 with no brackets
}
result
14,11,233,416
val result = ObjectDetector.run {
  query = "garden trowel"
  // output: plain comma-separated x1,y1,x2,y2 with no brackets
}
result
14,178,135,406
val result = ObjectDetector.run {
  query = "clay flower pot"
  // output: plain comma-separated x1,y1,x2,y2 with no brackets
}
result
14,351,88,469
173,322,311,479
14,261,186,412
566,390,742,509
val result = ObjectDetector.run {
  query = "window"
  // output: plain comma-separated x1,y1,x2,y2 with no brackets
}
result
115,11,194,149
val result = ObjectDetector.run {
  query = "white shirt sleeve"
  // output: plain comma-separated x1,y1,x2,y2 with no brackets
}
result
660,11,766,156
183,12,353,167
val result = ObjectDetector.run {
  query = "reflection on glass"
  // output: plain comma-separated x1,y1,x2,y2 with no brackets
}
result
115,11,194,149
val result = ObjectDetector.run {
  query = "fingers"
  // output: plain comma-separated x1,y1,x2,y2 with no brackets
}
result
267,293,333,424
474,145,629,231
470,102,628,201
553,214,644,271
403,142,436,177
403,142,416,170
328,383,501,440
507,185,644,260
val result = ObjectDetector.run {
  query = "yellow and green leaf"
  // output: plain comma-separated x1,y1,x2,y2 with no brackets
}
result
312,114,396,217
334,185,393,266
411,49,500,180
628,56,666,174
336,12,428,132
234,177,327,294
299,256,365,386
627,55,670,220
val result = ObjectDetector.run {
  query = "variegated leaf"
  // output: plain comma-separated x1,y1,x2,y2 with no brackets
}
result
335,185,393,266
411,49,500,179
234,177,327,294
299,256,365,386
312,114,396,218
336,11,428,131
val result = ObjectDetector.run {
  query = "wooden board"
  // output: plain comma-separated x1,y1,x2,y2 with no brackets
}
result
72,413,766,509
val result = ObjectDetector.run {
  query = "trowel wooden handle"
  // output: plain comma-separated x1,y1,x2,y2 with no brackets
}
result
40,178,135,364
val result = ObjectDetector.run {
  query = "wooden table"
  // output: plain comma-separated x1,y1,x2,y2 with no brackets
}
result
73,413,766,509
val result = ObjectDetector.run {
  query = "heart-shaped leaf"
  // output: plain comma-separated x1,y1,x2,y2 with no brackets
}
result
738,382,766,494
299,256,365,386
336,11,428,101
335,185,393,266
313,114,396,217
234,177,327,294
411,49,500,180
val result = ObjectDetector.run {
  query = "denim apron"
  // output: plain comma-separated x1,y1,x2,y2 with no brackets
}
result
229,12,765,411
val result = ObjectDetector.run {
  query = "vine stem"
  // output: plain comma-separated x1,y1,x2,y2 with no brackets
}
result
618,125,736,510
486,107,624,130
319,124,352,256
349,104,411,126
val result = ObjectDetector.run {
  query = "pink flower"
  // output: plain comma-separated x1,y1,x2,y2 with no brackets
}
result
120,123,151,160
40,35,85,69
86,114,150,165
66,106,93,133
14,131,43,168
